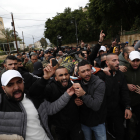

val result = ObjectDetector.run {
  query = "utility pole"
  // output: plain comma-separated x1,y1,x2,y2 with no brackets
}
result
75,19,78,45
32,35,34,48
11,12,18,53
22,31,25,53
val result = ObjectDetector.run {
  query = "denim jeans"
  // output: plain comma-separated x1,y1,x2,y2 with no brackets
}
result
81,123,106,140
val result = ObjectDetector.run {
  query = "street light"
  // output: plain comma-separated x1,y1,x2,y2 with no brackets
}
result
71,17,78,45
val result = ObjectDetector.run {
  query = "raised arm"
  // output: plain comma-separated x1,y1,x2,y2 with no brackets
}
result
88,30,105,65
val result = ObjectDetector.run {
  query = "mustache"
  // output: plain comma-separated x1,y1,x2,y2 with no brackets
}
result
13,90,23,95
85,75,90,78
61,79,68,82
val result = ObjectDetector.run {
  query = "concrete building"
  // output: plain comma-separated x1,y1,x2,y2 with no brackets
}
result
0,17,5,39
34,41,42,48
20,43,27,50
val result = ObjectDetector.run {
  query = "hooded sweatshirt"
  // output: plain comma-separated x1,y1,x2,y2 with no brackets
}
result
119,52,129,67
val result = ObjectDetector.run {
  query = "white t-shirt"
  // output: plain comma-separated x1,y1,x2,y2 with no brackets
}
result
21,94,50,140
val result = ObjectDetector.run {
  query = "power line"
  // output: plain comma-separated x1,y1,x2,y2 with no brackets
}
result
17,24,45,28
0,14,10,17
0,6,10,13
1,16,47,21
13,13,56,14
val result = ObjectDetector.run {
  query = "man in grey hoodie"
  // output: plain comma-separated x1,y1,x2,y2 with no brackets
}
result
119,46,134,72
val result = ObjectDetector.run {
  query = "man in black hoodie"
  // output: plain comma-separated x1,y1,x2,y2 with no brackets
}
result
44,66,83,140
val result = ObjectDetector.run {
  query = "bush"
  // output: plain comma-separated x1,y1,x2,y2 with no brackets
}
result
0,51,6,55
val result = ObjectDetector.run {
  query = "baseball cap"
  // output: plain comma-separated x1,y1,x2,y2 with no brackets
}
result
1,70,23,86
129,51,140,61
99,46,106,52
125,41,129,44
45,50,51,54
33,62,43,75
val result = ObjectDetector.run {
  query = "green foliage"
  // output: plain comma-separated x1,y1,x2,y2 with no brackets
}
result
87,0,140,38
44,0,140,45
131,16,140,30
40,37,48,47
44,7,92,45
0,51,6,55
0,28,22,43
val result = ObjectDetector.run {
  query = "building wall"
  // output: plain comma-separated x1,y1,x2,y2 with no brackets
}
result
20,44,27,50
120,34,140,45
0,17,5,39
34,41,41,48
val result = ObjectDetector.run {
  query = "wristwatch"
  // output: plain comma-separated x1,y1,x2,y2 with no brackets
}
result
98,41,102,45
126,106,132,111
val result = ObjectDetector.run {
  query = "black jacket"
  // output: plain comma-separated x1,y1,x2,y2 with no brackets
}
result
29,78,80,129
87,43,101,66
75,74,106,127
98,70,131,116
124,65,140,107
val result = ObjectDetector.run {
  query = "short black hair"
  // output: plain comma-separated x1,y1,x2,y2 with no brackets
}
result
55,66,68,76
101,53,107,57
123,46,133,55
106,53,118,61
56,66,67,71
22,52,26,55
17,53,22,56
17,58,22,62
77,60,90,71
107,53,118,57
5,55,17,63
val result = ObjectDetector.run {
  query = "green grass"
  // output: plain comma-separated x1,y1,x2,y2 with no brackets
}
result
0,60,4,63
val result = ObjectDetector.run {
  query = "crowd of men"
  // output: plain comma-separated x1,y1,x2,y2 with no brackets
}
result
0,30,140,140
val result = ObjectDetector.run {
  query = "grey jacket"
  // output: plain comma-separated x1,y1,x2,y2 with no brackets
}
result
119,52,129,67
134,40,140,51
75,74,106,127
0,92,71,140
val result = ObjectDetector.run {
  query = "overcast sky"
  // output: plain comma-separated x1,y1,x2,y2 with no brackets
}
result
0,0,89,46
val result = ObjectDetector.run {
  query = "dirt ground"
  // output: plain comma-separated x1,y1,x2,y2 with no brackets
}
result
0,55,8,60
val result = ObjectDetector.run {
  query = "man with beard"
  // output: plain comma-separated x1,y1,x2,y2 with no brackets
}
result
46,66,83,140
23,54,38,73
0,69,75,140
73,60,106,140
100,53,132,140
28,66,84,140
124,51,140,140
0,55,39,94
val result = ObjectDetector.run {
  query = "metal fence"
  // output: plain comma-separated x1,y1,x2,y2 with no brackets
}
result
122,30,140,35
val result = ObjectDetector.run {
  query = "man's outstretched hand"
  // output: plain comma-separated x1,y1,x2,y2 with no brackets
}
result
99,30,105,43
43,59,57,80
67,86,75,96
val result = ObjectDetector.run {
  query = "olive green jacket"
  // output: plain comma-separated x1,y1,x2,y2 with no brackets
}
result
42,59,49,68
23,62,34,73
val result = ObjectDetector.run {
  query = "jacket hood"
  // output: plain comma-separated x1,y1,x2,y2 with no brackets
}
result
119,52,128,63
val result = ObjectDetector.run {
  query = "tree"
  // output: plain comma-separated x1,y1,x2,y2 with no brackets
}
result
40,37,48,48
44,7,92,45
44,0,140,45
0,28,22,43
87,0,140,39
